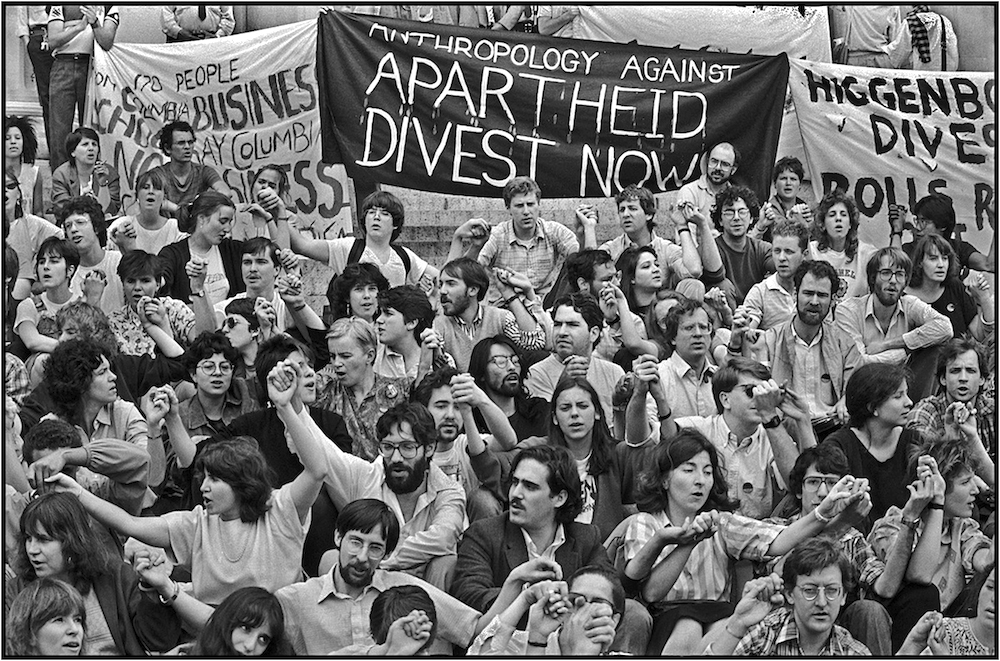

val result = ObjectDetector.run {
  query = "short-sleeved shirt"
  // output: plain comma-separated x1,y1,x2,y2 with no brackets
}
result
107,216,186,255
107,299,196,356
477,218,579,306
675,414,777,519
14,294,69,340
623,510,783,602
599,233,692,287
8,214,62,281
69,250,125,315
716,236,774,304
742,274,795,331
152,163,223,210
869,506,991,609
324,238,428,288
48,5,121,56
161,482,308,605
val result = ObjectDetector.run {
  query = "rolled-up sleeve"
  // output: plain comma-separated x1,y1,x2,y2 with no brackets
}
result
900,296,953,350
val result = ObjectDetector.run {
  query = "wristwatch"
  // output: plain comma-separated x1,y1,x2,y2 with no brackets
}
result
762,414,782,429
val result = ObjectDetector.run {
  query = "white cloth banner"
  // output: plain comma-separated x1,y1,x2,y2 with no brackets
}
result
86,19,352,239
575,5,832,60
788,59,995,248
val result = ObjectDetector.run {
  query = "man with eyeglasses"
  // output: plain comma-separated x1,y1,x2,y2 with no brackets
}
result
712,185,775,306
834,247,952,399
467,334,549,443
762,445,892,654
308,401,465,592
470,564,626,655
277,498,507,655
675,141,739,223
707,537,871,656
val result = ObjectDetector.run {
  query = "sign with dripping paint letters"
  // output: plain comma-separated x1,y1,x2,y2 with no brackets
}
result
788,59,995,248
87,19,353,240
317,12,789,200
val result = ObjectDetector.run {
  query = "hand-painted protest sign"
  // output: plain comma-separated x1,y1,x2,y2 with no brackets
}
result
86,19,353,240
788,59,995,248
317,12,789,200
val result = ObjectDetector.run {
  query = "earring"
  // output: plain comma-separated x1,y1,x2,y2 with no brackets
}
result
873,410,879,417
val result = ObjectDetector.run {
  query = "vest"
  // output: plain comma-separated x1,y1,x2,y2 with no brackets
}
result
434,305,507,371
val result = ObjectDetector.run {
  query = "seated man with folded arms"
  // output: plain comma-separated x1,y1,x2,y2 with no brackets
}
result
308,402,466,591
277,498,505,655
467,335,549,443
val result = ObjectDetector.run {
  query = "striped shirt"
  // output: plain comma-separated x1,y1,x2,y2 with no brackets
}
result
623,510,783,603
734,606,871,656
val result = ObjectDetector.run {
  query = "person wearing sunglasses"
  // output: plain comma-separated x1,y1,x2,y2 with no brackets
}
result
711,537,871,656
309,402,466,592
834,247,952,400
711,185,775,306
762,445,892,654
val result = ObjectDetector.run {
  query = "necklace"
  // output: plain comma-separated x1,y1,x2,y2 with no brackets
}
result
216,518,252,563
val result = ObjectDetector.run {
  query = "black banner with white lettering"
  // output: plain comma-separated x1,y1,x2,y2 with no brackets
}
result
317,12,789,199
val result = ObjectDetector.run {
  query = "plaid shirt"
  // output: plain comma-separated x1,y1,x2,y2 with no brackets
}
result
5,353,29,409
452,299,545,351
907,392,995,456
314,370,411,461
478,218,578,305
733,606,871,656
623,510,783,602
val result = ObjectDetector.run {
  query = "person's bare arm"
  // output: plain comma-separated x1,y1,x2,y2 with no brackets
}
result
277,215,333,263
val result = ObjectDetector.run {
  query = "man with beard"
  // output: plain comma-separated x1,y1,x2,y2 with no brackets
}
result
834,247,952,399
524,293,625,425
468,335,549,442
735,261,861,441
412,366,519,521
310,401,466,591
676,142,739,222
277,498,506,655
713,185,774,305
433,257,545,371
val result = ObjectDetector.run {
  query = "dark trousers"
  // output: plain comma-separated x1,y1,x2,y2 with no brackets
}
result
48,57,90,169
25,31,55,152
884,582,940,652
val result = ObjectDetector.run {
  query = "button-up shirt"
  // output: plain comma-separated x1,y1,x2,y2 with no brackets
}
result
834,293,953,364
5,354,30,409
314,369,410,460
764,322,832,417
599,232,694,285
907,391,994,456
743,274,795,331
675,414,777,519
48,6,121,56
107,298,196,357
733,606,871,656
478,218,579,306
522,524,566,562
277,568,480,655
297,408,466,571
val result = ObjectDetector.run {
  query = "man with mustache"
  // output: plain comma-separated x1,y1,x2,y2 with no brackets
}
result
277,498,507,655
734,260,861,441
675,141,739,223
310,401,465,591
834,247,952,399
468,334,549,442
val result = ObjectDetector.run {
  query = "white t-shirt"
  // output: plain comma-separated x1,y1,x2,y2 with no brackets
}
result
69,250,125,315
809,240,876,303
192,244,230,304
14,295,69,337
108,216,186,255
325,238,428,287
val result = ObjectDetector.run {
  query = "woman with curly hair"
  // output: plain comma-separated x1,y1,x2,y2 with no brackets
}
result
621,429,853,654
327,261,390,324
4,493,181,654
808,190,877,303
45,360,330,605
4,115,44,215
905,233,994,340
5,577,86,656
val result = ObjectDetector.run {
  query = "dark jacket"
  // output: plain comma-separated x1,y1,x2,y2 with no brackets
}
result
157,237,245,303
5,562,182,655
452,513,611,613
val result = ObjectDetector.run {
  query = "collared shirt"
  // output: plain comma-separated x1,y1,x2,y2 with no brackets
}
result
764,511,885,599
834,293,953,365
107,298,196,357
160,5,235,38
277,568,480,655
449,300,546,353
373,343,455,380
869,506,991,610
296,407,466,570
623,510,783,603
743,274,795,331
522,524,566,562
599,232,693,285
676,174,730,222
764,322,832,418
314,369,410,460
477,218,579,306
177,383,258,439
733,606,871,656
593,309,647,362
907,392,994,456
5,354,30,409
675,414,776,519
